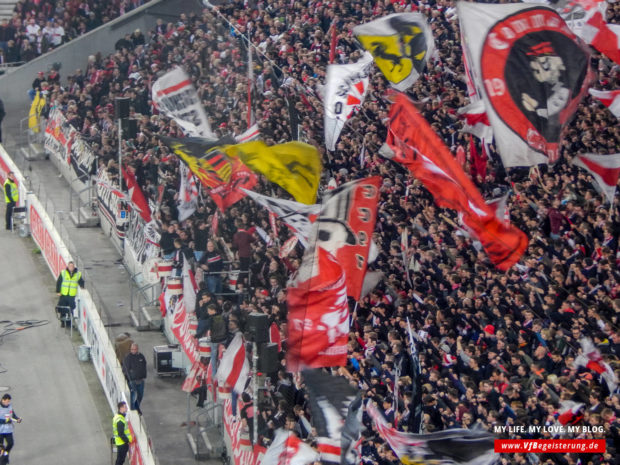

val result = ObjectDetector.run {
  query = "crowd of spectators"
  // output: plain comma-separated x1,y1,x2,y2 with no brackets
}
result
32,1,620,464
0,0,150,65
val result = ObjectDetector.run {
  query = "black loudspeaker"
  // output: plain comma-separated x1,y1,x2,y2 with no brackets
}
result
121,118,138,139
258,343,279,373
114,97,130,119
246,312,270,343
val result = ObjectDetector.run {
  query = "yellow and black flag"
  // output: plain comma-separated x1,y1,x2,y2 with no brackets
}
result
224,141,321,205
161,136,256,212
354,13,435,92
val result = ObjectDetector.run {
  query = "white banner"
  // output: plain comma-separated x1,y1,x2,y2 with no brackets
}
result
152,67,216,139
95,169,127,240
324,52,373,151
44,108,96,181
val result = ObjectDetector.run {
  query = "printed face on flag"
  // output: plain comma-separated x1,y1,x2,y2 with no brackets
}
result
459,3,591,167
354,13,434,91
481,11,588,161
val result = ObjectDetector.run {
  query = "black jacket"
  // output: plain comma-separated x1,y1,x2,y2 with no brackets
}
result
123,352,147,382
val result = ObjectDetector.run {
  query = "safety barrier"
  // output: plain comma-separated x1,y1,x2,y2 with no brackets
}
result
0,144,156,465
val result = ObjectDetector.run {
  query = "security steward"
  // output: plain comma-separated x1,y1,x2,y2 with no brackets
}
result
55,261,85,327
4,172,18,231
113,401,133,465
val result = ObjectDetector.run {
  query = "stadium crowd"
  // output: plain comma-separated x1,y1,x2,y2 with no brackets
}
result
0,0,150,64
33,0,620,464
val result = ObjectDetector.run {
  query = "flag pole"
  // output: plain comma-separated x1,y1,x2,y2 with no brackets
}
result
252,341,258,446
247,25,253,128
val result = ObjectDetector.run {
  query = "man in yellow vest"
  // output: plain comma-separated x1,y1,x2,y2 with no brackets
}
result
113,401,133,465
4,172,18,230
55,261,84,327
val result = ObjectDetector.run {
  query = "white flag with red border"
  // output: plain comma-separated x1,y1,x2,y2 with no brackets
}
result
571,153,620,204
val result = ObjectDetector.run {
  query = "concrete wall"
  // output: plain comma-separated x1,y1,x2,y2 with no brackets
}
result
0,0,204,116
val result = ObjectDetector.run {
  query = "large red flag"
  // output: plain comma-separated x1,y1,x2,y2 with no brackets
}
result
287,247,349,372
386,93,528,270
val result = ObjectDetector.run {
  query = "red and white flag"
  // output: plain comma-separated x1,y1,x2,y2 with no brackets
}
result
182,259,198,317
287,247,350,372
457,100,493,141
315,177,381,300
262,430,319,465
216,332,249,394
557,400,584,426
571,153,620,204
158,277,182,316
122,166,152,223
385,93,528,270
170,298,199,365
574,338,618,393
182,360,207,393
581,11,620,65
589,88,620,118
235,123,260,143
270,322,282,352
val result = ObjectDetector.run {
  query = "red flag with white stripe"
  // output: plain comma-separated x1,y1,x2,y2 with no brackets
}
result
581,11,620,64
216,332,249,394
589,88,620,118
571,152,620,204
457,100,493,141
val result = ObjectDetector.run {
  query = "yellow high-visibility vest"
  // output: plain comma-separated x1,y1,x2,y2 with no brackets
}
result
3,179,18,204
60,270,81,296
112,413,132,446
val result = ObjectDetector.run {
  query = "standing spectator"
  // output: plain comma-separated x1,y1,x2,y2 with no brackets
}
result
0,394,21,461
55,261,84,327
112,401,133,465
232,220,255,283
199,239,224,295
3,171,17,230
0,19,15,55
122,343,147,415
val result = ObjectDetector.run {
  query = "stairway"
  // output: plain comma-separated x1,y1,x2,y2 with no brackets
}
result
0,0,16,22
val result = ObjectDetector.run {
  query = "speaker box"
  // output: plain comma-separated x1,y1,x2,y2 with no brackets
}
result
114,97,130,119
257,342,278,373
246,312,269,343
121,118,138,139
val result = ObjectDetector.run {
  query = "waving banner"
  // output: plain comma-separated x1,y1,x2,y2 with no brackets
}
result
588,88,620,118
324,52,373,151
162,137,256,212
366,403,496,465
386,94,528,270
241,189,321,246
287,247,350,372
224,141,322,205
458,3,591,167
315,177,381,300
571,152,620,204
152,67,216,139
354,13,434,91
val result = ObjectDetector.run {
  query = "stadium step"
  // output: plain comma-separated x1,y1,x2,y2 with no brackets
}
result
69,206,100,228
20,142,46,161
130,305,162,331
